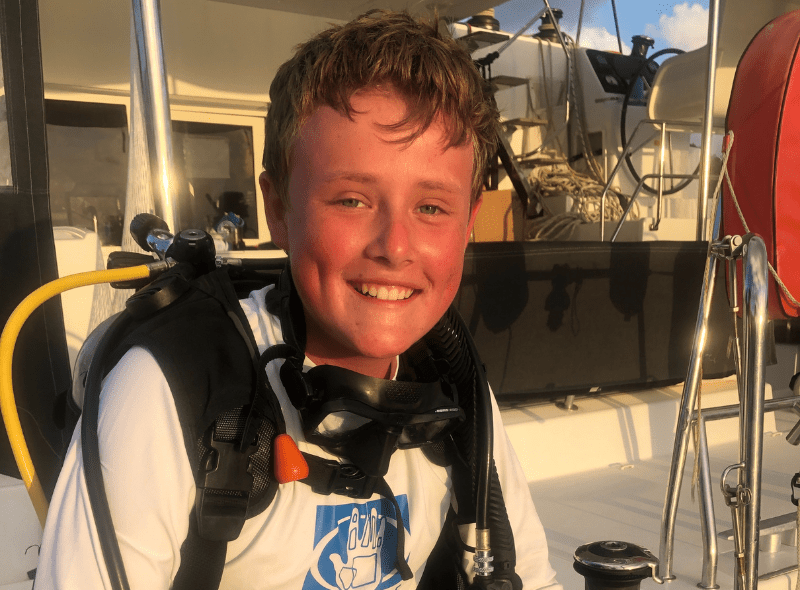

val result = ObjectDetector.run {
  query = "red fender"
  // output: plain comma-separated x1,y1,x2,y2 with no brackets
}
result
723,9,800,319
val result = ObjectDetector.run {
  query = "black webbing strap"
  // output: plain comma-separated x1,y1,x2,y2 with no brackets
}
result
374,478,414,581
299,453,413,581
171,511,227,590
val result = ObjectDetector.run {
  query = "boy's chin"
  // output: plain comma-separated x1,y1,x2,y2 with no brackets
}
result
353,335,422,361
343,326,433,363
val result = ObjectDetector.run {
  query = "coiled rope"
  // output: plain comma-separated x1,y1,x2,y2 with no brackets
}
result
525,164,637,241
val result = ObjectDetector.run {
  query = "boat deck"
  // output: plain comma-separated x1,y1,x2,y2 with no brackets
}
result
504,377,800,590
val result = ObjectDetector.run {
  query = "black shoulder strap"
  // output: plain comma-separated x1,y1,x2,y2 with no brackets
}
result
172,518,227,590
105,267,262,459
104,266,282,590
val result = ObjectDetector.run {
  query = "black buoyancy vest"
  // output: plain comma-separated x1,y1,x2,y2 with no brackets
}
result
92,262,520,590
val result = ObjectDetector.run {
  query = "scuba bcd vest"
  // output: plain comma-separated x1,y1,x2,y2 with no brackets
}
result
67,257,522,590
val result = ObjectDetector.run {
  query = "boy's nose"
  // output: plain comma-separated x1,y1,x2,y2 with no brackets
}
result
365,207,412,266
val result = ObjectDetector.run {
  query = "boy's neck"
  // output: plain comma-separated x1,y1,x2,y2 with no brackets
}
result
305,352,396,380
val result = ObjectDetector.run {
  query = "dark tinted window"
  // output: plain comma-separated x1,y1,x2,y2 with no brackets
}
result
172,121,258,240
46,99,128,245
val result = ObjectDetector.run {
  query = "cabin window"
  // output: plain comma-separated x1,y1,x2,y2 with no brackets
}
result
0,44,11,187
171,121,258,242
44,98,264,246
45,99,129,245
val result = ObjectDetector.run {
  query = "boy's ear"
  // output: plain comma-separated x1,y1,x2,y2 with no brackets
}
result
464,195,482,248
260,171,289,251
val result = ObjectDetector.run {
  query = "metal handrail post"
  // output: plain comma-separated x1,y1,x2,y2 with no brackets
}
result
610,173,695,242
740,236,769,590
696,0,722,240
692,397,799,589
131,0,181,233
599,137,637,241
697,414,720,589
658,196,723,580
600,117,702,241
652,122,667,231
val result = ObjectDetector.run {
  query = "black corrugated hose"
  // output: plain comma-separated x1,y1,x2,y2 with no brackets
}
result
81,310,135,590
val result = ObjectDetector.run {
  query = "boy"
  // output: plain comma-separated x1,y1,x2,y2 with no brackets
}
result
38,10,561,590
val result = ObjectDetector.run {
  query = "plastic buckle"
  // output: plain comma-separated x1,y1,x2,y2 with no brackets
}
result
790,473,800,506
196,438,256,541
330,464,370,498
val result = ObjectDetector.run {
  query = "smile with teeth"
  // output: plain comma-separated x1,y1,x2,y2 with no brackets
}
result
355,283,415,301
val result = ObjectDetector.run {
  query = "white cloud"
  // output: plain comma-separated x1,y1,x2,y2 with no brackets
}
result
564,25,631,54
644,3,709,52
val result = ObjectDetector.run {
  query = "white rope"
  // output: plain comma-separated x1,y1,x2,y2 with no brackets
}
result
722,130,800,309
523,38,641,241
526,164,637,241
567,41,606,183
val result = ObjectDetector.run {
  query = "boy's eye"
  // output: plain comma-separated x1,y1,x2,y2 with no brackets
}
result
418,204,441,215
339,198,364,208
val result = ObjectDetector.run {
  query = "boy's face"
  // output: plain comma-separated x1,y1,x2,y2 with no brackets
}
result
261,89,480,376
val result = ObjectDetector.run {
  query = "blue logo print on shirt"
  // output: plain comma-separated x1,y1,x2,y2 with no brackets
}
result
302,495,410,590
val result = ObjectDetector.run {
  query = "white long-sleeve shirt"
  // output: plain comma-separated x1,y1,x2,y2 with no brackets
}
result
37,285,561,590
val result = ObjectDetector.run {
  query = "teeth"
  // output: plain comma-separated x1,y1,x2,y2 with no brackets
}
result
356,283,414,300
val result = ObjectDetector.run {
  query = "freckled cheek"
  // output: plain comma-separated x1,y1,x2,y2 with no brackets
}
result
428,250,465,297
443,266,464,299
294,219,349,262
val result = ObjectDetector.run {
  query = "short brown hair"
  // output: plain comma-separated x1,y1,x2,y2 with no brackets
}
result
262,10,500,206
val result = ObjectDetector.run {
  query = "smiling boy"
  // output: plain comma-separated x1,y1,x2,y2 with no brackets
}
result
38,10,561,590
262,89,477,379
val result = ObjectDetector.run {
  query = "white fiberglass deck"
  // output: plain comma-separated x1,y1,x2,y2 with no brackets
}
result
504,377,800,590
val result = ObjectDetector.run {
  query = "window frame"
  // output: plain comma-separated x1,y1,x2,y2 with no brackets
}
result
44,85,270,247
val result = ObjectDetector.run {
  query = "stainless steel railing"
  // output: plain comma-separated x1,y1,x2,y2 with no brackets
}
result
657,196,723,582
737,235,769,590
598,118,714,242
657,228,770,590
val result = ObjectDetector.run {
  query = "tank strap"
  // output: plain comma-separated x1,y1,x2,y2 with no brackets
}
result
171,512,227,590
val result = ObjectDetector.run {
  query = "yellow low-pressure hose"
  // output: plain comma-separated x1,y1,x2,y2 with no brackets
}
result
0,265,152,528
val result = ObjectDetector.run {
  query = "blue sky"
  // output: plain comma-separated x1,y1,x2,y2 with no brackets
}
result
493,0,711,53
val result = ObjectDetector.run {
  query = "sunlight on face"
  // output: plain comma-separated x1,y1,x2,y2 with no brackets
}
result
262,90,480,377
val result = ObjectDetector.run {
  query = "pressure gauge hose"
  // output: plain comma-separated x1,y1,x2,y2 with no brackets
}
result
0,263,166,527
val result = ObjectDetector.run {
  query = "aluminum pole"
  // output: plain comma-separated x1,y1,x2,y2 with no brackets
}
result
653,122,667,231
740,236,769,590
541,0,570,125
658,196,722,580
697,414,719,589
131,0,180,233
576,0,586,46
495,7,547,56
696,0,722,240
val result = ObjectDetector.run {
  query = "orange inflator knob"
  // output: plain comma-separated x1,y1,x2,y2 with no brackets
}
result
273,434,309,484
